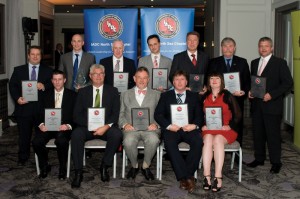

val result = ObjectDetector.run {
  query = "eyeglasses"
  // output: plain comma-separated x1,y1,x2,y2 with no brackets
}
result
91,73,105,77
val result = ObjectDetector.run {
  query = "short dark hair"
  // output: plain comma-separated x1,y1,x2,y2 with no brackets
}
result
52,70,66,79
147,34,160,44
221,37,236,46
258,37,273,47
135,66,149,76
186,31,200,40
28,45,42,55
206,71,225,94
172,70,188,81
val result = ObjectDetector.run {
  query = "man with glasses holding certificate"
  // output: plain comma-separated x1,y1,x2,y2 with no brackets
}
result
154,70,203,193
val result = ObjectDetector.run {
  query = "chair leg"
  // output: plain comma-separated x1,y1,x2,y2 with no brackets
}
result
122,149,126,178
156,146,159,179
199,156,203,169
113,153,117,178
159,145,163,180
83,149,86,166
35,153,40,176
67,143,71,178
239,148,242,182
231,152,236,169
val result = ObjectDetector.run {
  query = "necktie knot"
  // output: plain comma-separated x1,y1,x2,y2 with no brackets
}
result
75,54,79,58
32,65,36,69
138,89,146,95
176,93,183,104
191,54,197,66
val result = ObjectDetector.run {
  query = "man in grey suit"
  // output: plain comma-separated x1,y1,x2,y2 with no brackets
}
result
138,34,172,91
119,67,161,180
59,34,96,90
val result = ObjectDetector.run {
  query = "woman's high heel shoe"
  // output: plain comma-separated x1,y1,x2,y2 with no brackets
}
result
212,177,222,192
203,175,211,190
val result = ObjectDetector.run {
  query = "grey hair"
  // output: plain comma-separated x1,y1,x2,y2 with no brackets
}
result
90,64,105,73
221,37,236,46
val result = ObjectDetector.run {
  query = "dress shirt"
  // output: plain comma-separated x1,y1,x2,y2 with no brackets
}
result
135,86,147,106
54,88,64,108
187,50,198,63
73,51,83,67
151,53,160,68
113,56,124,72
28,64,39,80
92,85,103,107
174,90,186,103
258,54,272,74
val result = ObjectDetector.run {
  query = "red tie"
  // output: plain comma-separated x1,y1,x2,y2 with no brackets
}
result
191,54,197,67
154,56,158,68
138,90,146,95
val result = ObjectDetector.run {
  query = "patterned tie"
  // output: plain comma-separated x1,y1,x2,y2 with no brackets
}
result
191,54,197,67
72,54,79,89
258,58,266,76
226,59,231,72
31,66,36,80
55,93,61,108
114,60,120,72
94,89,100,108
154,56,158,68
138,90,147,95
176,93,183,104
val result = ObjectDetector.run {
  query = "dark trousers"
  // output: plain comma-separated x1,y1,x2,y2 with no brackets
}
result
71,126,122,170
32,131,71,170
163,129,202,181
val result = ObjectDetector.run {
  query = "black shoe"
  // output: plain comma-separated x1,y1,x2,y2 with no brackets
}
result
39,164,51,179
247,160,264,168
203,175,211,190
126,167,139,179
100,164,110,182
71,170,83,188
141,168,154,181
212,177,222,192
270,163,282,174
58,167,67,180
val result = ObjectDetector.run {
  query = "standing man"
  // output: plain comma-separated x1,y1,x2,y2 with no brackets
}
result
9,46,53,166
169,31,209,85
154,70,203,193
247,37,293,174
71,64,122,188
59,34,96,90
208,37,251,147
138,34,172,91
100,39,136,90
32,70,76,180
119,67,161,180
54,43,63,69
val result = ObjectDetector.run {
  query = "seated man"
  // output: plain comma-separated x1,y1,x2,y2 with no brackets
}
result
154,70,203,193
71,64,122,188
32,70,77,180
119,67,161,180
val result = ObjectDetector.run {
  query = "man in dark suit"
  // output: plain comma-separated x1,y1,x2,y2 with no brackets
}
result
100,39,136,90
247,37,293,174
9,46,53,166
169,31,209,89
71,64,122,188
208,37,251,147
154,70,203,193
59,34,96,90
54,43,63,69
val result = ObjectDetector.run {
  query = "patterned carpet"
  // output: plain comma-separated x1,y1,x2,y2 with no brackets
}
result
0,117,300,199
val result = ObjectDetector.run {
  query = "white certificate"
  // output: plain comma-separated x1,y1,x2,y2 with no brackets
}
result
152,68,168,89
113,72,129,93
45,109,61,131
223,72,241,94
22,81,38,101
205,107,223,130
88,108,105,131
171,104,189,127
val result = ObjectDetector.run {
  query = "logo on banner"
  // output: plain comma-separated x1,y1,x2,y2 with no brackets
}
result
98,14,123,40
155,14,180,38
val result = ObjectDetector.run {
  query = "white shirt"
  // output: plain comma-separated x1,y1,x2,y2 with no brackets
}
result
54,88,64,108
135,86,147,106
151,53,160,68
28,63,40,80
174,90,186,103
258,53,272,74
113,56,124,72
187,50,198,62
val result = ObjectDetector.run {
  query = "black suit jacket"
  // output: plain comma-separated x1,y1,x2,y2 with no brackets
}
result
54,50,63,69
73,84,120,128
154,90,203,130
250,55,293,115
100,56,136,89
169,50,209,83
9,64,53,117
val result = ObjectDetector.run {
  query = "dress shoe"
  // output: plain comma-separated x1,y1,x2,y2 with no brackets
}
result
179,179,188,190
126,167,139,179
270,163,282,174
212,177,222,192
247,160,264,168
100,164,110,182
58,167,67,180
141,168,154,181
71,170,83,188
186,177,196,193
39,165,51,179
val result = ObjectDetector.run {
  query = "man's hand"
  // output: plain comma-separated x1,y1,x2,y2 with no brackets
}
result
148,123,158,131
39,124,47,132
222,125,231,130
248,91,254,99
93,125,110,136
182,124,196,132
17,97,28,105
199,85,207,95
263,93,272,102
169,124,181,132
124,123,135,131
37,82,45,91
233,90,245,97
59,124,70,131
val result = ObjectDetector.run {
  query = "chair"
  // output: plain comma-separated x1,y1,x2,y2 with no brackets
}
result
121,140,160,179
35,138,71,178
159,142,197,180
199,141,243,182
83,139,117,178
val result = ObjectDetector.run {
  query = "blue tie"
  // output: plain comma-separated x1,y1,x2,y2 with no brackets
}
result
72,54,79,89
226,59,231,72
31,66,36,80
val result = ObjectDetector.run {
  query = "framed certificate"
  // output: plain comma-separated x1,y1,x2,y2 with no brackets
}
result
22,81,38,101
205,107,223,130
113,72,129,93
189,74,204,92
88,108,105,131
171,104,189,127
223,72,241,94
152,68,168,90
131,108,150,131
45,108,61,131
250,76,266,99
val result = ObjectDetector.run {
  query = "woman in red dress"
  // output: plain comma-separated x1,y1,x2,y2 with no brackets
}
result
201,72,241,192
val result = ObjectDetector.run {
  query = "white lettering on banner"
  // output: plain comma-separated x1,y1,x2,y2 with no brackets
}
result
163,20,174,31
106,21,117,32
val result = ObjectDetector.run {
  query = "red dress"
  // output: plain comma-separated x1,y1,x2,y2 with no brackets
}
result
202,93,237,144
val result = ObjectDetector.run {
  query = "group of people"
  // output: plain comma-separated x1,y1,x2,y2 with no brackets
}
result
9,31,293,193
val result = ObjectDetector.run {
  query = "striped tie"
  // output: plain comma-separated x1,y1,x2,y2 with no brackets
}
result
176,93,183,104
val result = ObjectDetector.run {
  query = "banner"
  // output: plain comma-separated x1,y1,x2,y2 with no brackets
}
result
140,8,195,59
291,10,300,148
84,9,138,63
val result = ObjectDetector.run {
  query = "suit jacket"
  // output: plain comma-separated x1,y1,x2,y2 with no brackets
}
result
9,64,53,117
250,55,293,115
208,55,251,101
138,54,172,89
154,89,203,130
100,56,136,90
73,84,120,128
169,50,209,83
54,50,63,69
119,88,161,129
59,51,96,90
39,88,77,127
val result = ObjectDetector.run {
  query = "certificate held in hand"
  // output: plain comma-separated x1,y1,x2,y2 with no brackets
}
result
113,72,129,93
189,74,204,92
88,108,105,131
131,108,150,131
45,108,61,131
22,80,38,101
152,68,168,89
250,76,266,99
205,107,222,130
223,72,241,94
171,104,189,127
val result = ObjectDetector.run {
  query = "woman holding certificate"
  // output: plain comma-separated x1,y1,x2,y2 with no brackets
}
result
201,72,241,192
